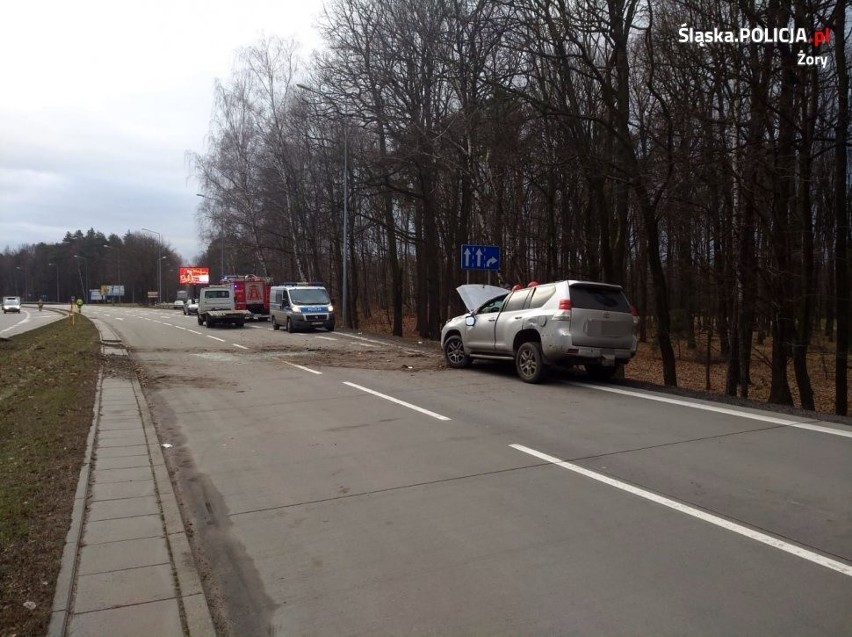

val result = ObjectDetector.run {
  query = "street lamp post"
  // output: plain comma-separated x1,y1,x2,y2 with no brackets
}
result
196,193,225,280
15,266,26,300
72,255,88,302
48,262,59,302
295,83,349,329
140,228,162,304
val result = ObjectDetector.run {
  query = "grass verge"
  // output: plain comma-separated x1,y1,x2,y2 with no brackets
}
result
0,317,100,636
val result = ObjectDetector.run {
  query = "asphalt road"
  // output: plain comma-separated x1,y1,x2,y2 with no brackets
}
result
85,305,852,636
0,304,65,337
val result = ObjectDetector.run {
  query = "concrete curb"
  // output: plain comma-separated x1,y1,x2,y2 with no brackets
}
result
133,373,217,635
47,316,216,636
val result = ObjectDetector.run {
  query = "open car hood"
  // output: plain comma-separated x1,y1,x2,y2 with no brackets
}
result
456,284,509,312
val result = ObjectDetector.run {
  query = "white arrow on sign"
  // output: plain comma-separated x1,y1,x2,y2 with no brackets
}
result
463,248,472,267
486,256,497,268
476,248,483,266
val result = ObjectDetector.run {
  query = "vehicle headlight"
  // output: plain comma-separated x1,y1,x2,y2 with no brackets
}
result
328,305,334,312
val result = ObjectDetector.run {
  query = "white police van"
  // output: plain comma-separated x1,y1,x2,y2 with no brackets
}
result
270,282,335,333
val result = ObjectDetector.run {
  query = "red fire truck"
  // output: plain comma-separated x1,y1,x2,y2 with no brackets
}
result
220,275,273,321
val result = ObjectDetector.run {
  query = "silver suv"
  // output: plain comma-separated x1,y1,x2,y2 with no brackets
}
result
441,281,638,383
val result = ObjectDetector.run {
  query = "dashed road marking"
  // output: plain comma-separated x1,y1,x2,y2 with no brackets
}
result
343,382,450,421
510,443,852,578
572,384,852,439
206,335,226,342
283,361,322,375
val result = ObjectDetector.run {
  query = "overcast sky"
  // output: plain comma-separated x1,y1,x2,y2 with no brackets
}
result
0,0,324,262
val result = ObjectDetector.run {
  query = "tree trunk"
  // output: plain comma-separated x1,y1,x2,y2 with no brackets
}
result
833,0,849,415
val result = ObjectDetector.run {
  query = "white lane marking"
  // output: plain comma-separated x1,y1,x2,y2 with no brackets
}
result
246,324,262,329
188,329,202,335
174,326,186,331
357,343,376,348
336,332,387,346
316,336,338,341
115,318,124,321
343,382,451,421
0,313,30,333
283,361,322,375
233,343,249,350
206,335,226,342
511,444,852,578
573,384,852,439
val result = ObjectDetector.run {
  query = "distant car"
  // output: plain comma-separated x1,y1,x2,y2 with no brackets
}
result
2,296,21,313
183,298,198,315
173,299,185,310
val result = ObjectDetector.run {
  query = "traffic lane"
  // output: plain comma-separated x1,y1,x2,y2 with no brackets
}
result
574,423,852,561
136,350,852,634
238,452,852,636
89,306,415,359
0,306,64,337
137,347,535,633
333,365,852,562
86,307,256,353
138,349,532,517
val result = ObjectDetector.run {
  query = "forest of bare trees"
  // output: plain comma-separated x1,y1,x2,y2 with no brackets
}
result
191,0,850,414
2,1,845,414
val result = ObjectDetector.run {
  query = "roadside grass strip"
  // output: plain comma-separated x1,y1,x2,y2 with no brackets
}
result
511,444,852,578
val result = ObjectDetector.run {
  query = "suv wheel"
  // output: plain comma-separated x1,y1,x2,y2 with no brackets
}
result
515,341,547,383
272,316,280,330
443,335,471,368
286,318,295,334
198,315,204,326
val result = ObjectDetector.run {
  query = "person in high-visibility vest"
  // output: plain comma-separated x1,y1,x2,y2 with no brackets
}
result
76,297,84,314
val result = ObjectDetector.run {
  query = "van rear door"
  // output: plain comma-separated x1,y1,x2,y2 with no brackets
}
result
568,283,635,349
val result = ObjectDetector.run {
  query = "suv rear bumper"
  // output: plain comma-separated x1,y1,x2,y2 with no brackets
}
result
544,343,635,366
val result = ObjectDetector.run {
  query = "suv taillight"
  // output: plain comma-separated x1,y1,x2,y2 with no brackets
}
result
554,299,572,321
629,305,638,316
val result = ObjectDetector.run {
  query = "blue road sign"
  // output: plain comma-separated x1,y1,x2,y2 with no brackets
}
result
461,244,501,271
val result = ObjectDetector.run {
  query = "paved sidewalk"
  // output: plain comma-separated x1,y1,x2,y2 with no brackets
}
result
48,321,215,636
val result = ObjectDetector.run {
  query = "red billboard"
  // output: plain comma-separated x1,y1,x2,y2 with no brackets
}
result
179,267,210,285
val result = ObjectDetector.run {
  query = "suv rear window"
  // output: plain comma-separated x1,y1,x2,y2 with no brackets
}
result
569,285,630,312
528,284,556,309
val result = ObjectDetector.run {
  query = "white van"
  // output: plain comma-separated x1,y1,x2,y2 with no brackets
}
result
270,283,335,333
196,286,251,328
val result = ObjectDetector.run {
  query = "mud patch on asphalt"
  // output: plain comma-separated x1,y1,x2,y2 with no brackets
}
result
258,346,444,371
140,372,237,389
